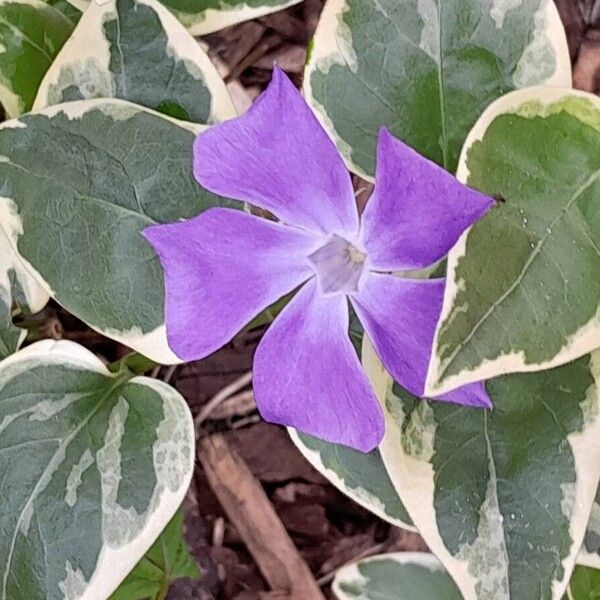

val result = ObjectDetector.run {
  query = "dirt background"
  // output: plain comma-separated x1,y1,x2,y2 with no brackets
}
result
27,1,600,598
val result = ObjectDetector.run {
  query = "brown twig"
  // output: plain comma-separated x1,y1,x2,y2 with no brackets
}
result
213,389,256,420
225,34,281,82
195,371,252,427
198,434,325,600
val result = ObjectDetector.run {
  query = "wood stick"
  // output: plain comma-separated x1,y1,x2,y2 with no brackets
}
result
195,371,252,427
198,434,325,600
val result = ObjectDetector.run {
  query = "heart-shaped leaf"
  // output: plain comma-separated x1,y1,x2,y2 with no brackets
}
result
363,339,600,600
304,0,571,177
0,339,195,600
289,429,414,530
427,88,600,396
0,0,73,117
34,0,235,123
0,99,238,363
333,552,462,600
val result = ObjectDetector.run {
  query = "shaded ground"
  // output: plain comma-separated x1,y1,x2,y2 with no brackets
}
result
27,1,600,598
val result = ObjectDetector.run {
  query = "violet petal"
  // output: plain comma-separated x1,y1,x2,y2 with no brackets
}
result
143,207,321,361
193,66,358,237
253,278,385,452
351,273,492,408
360,128,494,271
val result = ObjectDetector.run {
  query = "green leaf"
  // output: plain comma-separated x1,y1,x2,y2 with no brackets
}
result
0,0,73,117
61,0,302,35
0,339,195,600
0,99,238,363
304,0,571,178
567,566,600,600
289,430,414,530
34,0,236,124
0,229,48,359
363,338,600,600
427,88,600,397
110,509,200,600
332,552,462,600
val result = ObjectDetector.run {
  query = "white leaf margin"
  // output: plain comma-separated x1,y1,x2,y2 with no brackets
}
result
426,87,600,397
0,339,195,600
288,428,416,532
303,0,571,181
364,336,600,600
332,552,450,600
0,98,207,365
62,0,303,35
33,0,236,123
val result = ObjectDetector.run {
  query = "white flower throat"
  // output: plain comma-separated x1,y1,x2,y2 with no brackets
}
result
308,234,367,295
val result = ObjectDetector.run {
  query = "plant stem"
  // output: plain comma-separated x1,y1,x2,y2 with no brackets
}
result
154,579,169,600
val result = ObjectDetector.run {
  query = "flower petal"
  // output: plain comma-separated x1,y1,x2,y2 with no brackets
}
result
143,208,320,361
360,128,494,271
351,273,491,408
193,66,358,237
253,278,384,452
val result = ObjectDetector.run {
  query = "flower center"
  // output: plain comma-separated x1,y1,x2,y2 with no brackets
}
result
308,234,366,295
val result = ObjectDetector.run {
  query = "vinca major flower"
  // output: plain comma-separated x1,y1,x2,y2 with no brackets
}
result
144,67,494,452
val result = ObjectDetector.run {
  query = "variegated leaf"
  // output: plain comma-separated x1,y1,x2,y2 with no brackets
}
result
0,0,73,117
363,339,600,600
289,429,414,530
0,339,195,600
34,0,235,123
427,88,600,396
0,99,238,364
0,0,74,336
333,552,462,600
62,0,302,35
304,0,571,178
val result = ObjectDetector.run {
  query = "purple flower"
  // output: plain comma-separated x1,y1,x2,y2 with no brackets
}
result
144,67,493,452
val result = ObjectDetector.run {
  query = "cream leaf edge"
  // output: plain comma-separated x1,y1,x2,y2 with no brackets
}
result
426,87,600,397
302,0,572,181
0,339,195,600
33,0,236,123
364,335,600,600
0,98,206,365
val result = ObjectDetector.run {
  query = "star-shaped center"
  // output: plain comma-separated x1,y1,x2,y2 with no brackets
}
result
308,234,367,295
